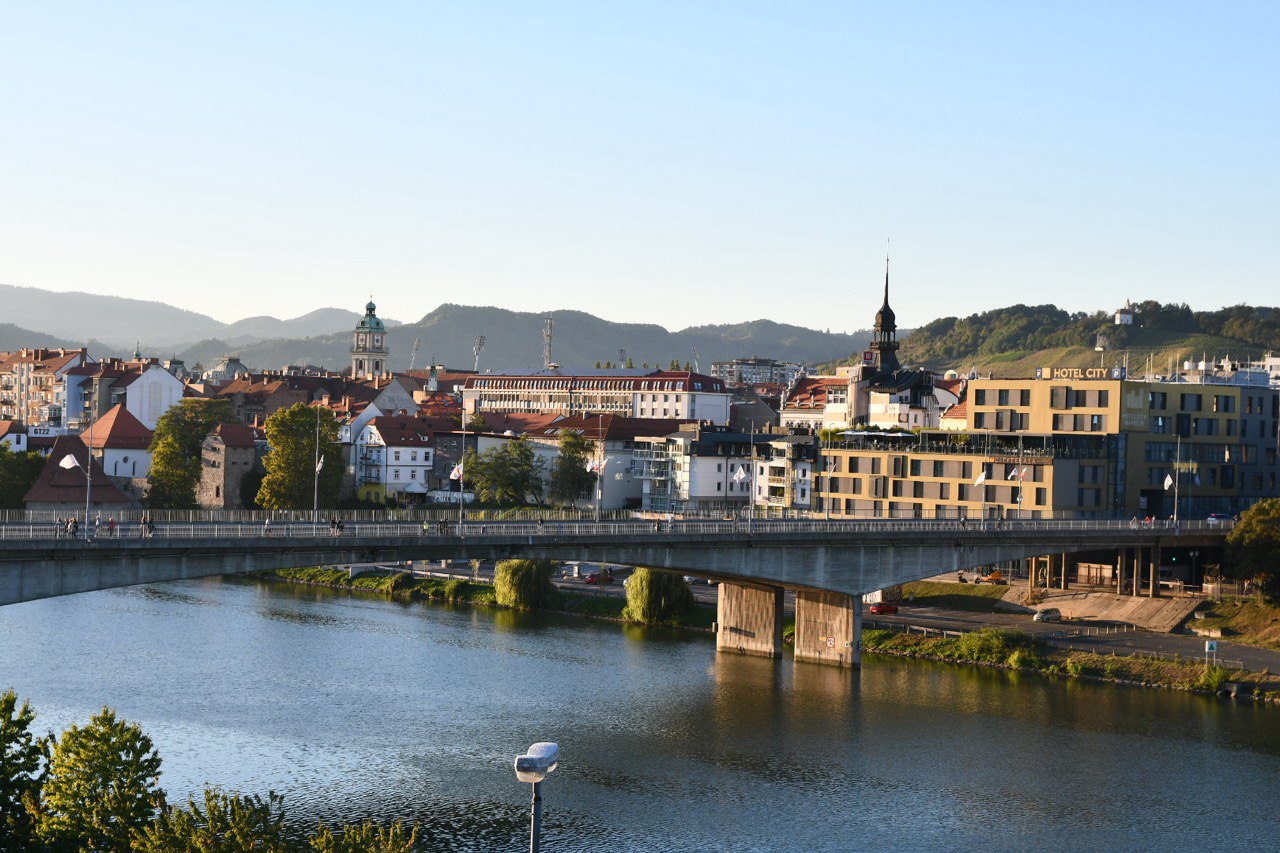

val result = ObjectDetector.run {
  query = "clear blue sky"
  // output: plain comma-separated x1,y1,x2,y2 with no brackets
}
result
2,2,1276,332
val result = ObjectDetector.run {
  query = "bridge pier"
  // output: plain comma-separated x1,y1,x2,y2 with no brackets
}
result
716,582,785,659
793,590,861,668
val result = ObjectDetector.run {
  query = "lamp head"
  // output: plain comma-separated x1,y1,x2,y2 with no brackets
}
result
514,742,559,784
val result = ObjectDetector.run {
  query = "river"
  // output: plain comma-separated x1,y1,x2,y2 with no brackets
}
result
2,577,1278,851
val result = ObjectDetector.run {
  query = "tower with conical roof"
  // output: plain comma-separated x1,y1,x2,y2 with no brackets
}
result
871,255,900,374
351,298,388,380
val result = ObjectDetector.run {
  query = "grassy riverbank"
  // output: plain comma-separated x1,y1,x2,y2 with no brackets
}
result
900,581,1010,612
257,567,715,630
862,627,1280,700
1191,599,1280,650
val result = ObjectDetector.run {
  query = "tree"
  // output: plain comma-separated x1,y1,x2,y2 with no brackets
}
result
622,568,695,624
257,404,343,511
547,431,596,506
467,411,487,431
494,559,557,609
464,438,544,505
0,444,46,509
625,356,634,368
36,707,164,852
134,788,291,852
310,819,417,852
1225,498,1280,602
0,689,45,849
146,398,232,508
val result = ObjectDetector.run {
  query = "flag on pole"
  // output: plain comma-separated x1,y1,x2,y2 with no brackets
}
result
59,454,80,470
1006,468,1019,480
973,469,987,487
1194,473,1201,486
449,463,464,480
1163,473,1174,490
315,455,324,474
1019,467,1029,480
732,465,747,483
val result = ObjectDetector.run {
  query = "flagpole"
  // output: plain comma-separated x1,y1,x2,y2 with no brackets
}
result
458,409,467,535
84,414,93,540
313,405,320,522
748,421,755,531
1174,434,1181,523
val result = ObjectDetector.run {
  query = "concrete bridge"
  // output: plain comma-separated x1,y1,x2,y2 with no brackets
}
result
0,517,1228,668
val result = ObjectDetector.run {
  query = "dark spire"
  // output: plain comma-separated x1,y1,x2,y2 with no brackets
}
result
871,245,900,373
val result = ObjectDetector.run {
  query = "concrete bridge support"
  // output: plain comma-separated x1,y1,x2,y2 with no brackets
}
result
716,582,784,659
793,590,861,668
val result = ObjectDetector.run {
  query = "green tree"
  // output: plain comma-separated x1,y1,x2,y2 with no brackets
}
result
146,398,232,508
466,411,487,431
135,788,291,852
0,444,46,509
547,431,596,506
36,707,164,852
1225,498,1280,602
257,404,343,511
310,819,417,852
494,559,557,609
464,438,544,505
625,356,634,368
239,464,266,510
0,689,45,849
622,568,696,624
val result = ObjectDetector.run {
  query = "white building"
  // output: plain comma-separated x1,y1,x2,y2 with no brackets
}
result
353,415,436,503
81,404,154,484
463,370,732,425
632,424,754,514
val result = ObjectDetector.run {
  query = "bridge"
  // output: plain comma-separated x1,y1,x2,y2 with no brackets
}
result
0,517,1228,668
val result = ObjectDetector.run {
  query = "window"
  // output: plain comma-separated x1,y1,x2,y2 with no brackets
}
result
974,389,987,406
1098,390,1109,407
1149,391,1167,410
910,459,921,476
1020,389,1031,406
393,451,401,461
933,460,944,477
1181,393,1202,412
998,389,1010,406
1036,488,1046,505
974,412,986,429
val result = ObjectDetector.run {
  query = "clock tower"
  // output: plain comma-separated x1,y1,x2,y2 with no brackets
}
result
351,299,389,380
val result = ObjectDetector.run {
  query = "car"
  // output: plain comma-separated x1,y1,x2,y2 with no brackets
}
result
1206,514,1228,526
1032,607,1062,623
869,602,898,615
583,569,613,585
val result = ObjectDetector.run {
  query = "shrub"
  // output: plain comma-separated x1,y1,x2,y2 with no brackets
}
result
443,579,467,602
621,568,695,624
494,559,557,609
1196,665,1230,693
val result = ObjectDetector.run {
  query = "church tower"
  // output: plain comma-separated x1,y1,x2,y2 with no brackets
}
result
351,299,388,380
871,256,900,374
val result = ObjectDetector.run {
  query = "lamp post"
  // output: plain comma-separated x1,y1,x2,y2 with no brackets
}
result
514,742,559,853
1190,549,1200,586
58,451,92,540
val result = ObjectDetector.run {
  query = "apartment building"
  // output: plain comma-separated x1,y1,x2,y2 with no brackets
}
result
710,357,805,386
632,424,755,514
463,370,731,424
0,348,92,427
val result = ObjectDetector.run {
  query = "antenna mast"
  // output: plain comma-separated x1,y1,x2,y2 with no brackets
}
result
692,346,700,373
408,336,422,371
543,316,555,370
473,335,486,373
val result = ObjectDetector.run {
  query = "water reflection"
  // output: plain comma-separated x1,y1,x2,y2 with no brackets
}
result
1,578,1278,851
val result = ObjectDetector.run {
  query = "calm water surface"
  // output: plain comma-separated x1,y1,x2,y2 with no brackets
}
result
2,577,1279,851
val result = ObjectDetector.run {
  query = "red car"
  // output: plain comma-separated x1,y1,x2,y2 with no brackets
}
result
869,602,898,615
583,570,613,585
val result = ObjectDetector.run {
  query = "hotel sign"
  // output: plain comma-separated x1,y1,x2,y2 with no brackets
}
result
1035,366,1126,380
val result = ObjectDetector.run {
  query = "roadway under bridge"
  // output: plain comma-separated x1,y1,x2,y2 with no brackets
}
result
0,518,1228,668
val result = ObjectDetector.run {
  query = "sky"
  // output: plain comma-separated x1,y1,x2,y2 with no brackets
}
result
1,2,1277,333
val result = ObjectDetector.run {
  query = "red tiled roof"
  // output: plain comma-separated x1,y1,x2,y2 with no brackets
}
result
935,377,966,395
24,435,131,506
783,376,848,409
209,422,258,448
0,420,26,440
478,412,563,435
942,400,969,420
81,405,153,450
530,414,694,442
464,370,726,394
369,416,444,448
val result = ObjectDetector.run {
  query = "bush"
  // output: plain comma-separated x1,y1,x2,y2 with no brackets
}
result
494,559,557,609
621,568,695,624
443,579,467,602
135,789,290,851
1196,664,1230,693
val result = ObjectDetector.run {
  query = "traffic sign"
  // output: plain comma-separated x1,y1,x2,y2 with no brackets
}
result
1205,640,1218,653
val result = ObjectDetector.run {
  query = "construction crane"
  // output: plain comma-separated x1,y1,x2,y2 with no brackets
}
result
473,335,486,373
408,336,422,371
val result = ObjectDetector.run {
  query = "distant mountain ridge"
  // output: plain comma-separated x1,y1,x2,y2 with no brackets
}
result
175,304,875,374
0,283,400,351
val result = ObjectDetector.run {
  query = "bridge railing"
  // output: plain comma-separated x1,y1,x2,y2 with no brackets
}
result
0,517,1232,543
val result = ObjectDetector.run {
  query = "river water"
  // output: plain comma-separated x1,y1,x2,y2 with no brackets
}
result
2,577,1279,851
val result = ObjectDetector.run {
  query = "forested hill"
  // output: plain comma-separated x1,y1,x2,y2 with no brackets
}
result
822,301,1280,374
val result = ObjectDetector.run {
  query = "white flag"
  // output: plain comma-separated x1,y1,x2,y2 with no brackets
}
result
732,465,747,483
1019,467,1029,480
449,463,463,480
1163,473,1174,490
59,454,80,470
315,455,325,474
1006,468,1019,480
973,470,987,487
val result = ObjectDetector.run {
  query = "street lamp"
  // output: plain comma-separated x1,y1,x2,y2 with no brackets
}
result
58,452,92,540
514,742,559,853
1190,549,1200,586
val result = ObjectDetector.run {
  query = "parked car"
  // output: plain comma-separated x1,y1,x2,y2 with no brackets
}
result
583,569,614,585
869,602,898,615
1205,514,1228,526
1032,607,1061,623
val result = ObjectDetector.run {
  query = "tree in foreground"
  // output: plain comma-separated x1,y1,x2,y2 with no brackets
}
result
310,819,417,852
622,568,696,624
0,445,47,509
35,707,164,852
1225,498,1280,602
146,398,232,508
134,788,291,852
494,559,558,609
546,430,596,506
463,438,545,505
0,689,45,849
257,404,343,510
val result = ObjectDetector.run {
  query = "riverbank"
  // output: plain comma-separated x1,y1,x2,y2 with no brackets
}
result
862,626,1280,703
256,567,715,631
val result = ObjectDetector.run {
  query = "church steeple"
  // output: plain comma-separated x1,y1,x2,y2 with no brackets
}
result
351,297,389,380
871,251,900,374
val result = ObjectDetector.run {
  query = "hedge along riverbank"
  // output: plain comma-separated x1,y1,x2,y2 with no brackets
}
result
861,627,1280,702
257,566,715,631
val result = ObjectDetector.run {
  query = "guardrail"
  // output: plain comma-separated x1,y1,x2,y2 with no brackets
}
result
0,516,1232,543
